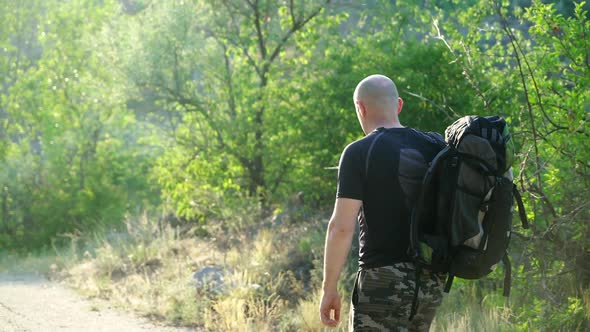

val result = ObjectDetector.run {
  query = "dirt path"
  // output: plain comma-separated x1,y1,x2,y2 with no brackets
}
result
0,273,196,332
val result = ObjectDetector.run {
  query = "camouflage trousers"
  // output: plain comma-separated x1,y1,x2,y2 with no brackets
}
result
348,262,444,332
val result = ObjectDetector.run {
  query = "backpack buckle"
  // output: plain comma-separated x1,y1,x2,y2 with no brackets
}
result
480,203,489,212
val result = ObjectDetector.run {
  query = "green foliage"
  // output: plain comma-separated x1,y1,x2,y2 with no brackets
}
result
426,0,589,329
0,0,588,329
99,0,340,218
0,0,160,250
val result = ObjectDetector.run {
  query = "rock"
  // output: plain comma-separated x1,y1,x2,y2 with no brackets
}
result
190,265,226,294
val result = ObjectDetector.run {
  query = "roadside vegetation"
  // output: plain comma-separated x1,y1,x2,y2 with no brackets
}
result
1,207,586,331
45,213,517,331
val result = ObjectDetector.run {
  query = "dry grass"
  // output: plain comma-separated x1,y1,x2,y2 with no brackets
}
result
291,290,350,332
56,214,528,331
59,214,332,330
4,207,587,332
61,215,221,327
432,304,514,332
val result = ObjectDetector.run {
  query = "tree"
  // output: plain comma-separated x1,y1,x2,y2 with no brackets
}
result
0,0,50,247
0,0,159,250
105,0,335,219
430,0,589,328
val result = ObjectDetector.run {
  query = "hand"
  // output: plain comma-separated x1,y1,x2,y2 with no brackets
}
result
319,290,341,327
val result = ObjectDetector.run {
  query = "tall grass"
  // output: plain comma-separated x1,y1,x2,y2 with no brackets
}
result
52,212,564,331
61,214,219,326
56,212,336,330
432,301,514,332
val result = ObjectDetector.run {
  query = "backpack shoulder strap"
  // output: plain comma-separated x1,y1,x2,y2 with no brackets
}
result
425,131,446,149
365,130,386,176
502,253,512,297
513,185,529,229
409,146,453,320
409,146,453,259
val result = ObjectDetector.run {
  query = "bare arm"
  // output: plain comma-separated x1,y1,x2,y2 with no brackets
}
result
320,197,362,327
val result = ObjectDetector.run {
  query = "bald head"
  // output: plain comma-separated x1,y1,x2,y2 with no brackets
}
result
353,74,399,112
352,74,403,133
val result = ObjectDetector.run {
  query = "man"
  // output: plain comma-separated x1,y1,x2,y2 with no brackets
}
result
319,74,445,331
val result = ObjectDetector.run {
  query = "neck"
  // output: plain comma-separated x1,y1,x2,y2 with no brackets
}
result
365,119,404,134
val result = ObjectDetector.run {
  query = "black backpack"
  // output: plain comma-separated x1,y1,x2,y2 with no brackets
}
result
408,115,529,319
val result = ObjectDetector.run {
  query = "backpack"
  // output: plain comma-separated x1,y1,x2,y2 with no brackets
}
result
408,115,529,320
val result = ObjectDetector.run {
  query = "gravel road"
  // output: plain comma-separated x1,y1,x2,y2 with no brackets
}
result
0,273,195,332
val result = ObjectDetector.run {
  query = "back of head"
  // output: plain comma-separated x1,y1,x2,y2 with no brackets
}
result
353,74,400,113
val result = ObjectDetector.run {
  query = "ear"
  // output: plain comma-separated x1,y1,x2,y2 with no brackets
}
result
357,100,367,118
397,97,404,114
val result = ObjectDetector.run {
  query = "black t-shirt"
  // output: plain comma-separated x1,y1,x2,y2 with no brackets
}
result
337,127,444,269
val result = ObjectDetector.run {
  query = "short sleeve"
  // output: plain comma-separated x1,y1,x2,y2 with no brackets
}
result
336,143,363,200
